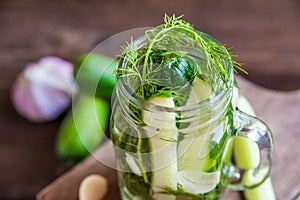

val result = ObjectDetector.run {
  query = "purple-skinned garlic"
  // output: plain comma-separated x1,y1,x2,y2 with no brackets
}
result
11,56,76,122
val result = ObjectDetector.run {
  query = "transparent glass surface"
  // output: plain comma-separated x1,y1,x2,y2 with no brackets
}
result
110,30,273,200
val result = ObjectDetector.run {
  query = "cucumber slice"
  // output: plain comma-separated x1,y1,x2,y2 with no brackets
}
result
142,96,178,199
177,132,211,171
177,77,220,193
236,95,276,199
244,177,276,200
177,77,212,169
233,136,260,169
242,167,270,188
177,170,220,194
185,77,212,104
234,95,260,170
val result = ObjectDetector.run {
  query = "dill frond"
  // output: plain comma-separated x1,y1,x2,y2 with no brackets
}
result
117,14,246,99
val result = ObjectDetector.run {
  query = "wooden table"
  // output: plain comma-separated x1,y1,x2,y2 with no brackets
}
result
0,0,299,199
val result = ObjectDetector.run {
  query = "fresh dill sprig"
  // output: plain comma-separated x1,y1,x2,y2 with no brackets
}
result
117,14,246,98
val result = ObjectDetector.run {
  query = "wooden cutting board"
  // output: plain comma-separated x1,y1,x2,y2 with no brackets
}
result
36,76,300,200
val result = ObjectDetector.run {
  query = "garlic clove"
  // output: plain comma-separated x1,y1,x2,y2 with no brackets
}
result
31,83,71,121
12,75,44,121
11,56,76,122
79,174,108,200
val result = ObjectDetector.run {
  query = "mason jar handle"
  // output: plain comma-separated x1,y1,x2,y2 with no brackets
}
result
223,108,274,190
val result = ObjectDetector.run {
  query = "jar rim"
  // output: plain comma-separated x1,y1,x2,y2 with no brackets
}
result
116,30,234,115
116,77,232,114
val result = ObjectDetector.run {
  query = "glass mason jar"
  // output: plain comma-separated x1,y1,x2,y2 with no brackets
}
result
110,32,273,200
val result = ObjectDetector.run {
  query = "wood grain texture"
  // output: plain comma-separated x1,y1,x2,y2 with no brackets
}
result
37,76,300,200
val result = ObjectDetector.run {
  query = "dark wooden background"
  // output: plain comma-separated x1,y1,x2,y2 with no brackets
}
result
0,0,299,199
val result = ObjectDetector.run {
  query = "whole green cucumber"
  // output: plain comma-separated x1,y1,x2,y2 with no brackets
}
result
74,54,117,100
56,94,110,162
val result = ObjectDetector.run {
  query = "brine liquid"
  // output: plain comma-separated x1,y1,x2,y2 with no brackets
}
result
111,98,234,200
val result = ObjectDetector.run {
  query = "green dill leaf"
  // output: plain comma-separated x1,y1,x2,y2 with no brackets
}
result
117,14,246,100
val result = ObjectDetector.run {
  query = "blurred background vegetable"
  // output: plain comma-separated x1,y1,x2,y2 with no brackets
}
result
56,94,110,162
11,53,117,162
73,54,118,100
56,54,117,162
11,56,75,122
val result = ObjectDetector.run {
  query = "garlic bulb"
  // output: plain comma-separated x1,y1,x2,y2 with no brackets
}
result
12,56,76,122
